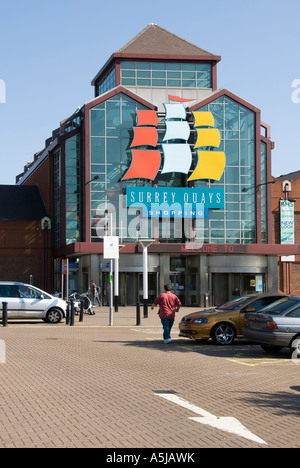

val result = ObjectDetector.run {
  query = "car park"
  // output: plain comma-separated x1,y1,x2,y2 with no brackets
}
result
243,296,300,354
179,294,290,345
0,282,67,323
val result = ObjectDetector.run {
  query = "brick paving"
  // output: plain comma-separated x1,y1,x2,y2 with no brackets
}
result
0,306,300,448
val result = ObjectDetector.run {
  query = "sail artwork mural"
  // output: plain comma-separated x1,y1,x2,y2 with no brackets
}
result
161,103,192,175
121,110,161,181
188,111,226,182
121,102,226,182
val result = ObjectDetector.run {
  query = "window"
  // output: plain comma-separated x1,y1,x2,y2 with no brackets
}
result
0,285,18,298
260,142,267,243
121,62,211,89
97,67,116,96
18,286,51,299
241,296,284,314
53,151,61,248
65,134,80,244
286,307,300,318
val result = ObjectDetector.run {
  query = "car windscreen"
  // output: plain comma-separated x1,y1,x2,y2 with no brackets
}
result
258,298,300,314
218,296,253,310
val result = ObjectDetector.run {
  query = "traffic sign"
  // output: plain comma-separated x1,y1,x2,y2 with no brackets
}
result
103,236,119,259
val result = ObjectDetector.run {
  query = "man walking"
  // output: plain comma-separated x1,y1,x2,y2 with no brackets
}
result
91,280,102,307
151,284,181,343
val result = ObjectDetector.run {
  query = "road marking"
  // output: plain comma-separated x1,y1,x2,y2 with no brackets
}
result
228,356,288,367
131,328,162,334
154,392,267,445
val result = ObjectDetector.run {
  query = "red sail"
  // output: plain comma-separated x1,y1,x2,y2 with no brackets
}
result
131,127,158,148
136,110,158,127
168,95,195,102
122,150,161,180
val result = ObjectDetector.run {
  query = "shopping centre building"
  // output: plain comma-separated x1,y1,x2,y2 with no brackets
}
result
15,24,300,306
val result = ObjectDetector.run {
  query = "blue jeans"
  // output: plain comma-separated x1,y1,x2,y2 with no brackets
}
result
160,318,174,340
93,295,101,306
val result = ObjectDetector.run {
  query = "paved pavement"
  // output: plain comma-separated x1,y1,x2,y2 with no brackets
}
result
0,305,300,449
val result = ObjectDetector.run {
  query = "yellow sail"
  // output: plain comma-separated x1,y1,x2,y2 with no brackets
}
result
188,151,226,182
193,111,215,128
194,128,221,148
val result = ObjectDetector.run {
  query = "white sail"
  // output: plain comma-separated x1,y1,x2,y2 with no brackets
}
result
164,103,187,120
163,120,190,142
161,143,192,174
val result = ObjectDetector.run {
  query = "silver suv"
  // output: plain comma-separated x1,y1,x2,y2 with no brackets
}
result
0,282,67,323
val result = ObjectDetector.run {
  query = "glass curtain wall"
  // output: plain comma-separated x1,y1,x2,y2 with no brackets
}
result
193,96,256,244
53,151,61,248
90,93,151,242
65,134,80,244
260,142,267,243
89,94,257,244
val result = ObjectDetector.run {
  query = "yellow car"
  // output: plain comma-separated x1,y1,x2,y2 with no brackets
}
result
179,294,290,345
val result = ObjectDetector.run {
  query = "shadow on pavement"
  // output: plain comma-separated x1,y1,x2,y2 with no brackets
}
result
93,336,292,361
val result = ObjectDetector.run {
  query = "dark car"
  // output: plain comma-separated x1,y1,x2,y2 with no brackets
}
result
243,296,300,354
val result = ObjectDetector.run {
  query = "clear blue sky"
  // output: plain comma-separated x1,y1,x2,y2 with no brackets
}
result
0,0,299,185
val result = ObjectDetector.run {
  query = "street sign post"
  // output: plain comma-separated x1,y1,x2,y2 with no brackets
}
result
103,236,119,325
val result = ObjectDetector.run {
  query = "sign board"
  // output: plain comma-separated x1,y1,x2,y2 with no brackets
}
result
255,275,263,292
126,187,224,219
280,200,295,262
123,105,226,220
103,236,119,259
62,259,68,275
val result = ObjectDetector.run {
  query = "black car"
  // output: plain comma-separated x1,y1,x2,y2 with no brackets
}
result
243,296,300,354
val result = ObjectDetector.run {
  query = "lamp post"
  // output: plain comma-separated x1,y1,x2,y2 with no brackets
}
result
138,239,154,318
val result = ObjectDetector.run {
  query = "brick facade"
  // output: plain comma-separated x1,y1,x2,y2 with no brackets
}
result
272,173,300,294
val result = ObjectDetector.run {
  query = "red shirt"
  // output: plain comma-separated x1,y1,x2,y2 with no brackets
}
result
153,292,181,319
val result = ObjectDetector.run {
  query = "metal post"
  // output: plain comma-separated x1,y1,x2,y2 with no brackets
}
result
79,300,84,322
2,302,8,327
109,265,113,326
114,257,119,312
138,240,154,320
109,213,113,326
136,302,141,326
66,301,70,325
70,300,75,326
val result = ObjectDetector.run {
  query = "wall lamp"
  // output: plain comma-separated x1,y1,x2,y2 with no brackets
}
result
242,179,277,193
85,175,99,185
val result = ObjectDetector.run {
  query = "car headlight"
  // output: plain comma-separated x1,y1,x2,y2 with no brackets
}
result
193,318,208,324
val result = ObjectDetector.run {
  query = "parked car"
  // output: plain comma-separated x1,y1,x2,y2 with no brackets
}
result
243,296,300,354
179,294,290,345
0,282,67,323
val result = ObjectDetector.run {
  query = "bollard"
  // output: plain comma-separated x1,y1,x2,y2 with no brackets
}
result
2,302,8,327
79,300,84,322
70,300,75,326
136,302,141,326
66,302,70,325
143,299,148,319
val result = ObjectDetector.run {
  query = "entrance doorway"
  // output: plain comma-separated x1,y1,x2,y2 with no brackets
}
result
117,272,158,306
169,272,186,305
212,273,265,306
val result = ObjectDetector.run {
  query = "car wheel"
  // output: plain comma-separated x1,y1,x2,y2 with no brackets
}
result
46,309,63,324
211,322,235,345
260,344,283,353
